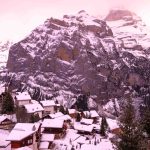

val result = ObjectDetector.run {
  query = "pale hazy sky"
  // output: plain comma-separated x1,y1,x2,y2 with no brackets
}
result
0,0,150,42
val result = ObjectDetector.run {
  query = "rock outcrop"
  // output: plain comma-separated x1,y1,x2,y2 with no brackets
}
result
6,10,150,102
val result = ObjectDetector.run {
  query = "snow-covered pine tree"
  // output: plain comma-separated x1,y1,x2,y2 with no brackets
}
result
118,96,144,150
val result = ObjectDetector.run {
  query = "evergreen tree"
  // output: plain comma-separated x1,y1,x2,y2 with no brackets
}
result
76,113,81,122
141,107,150,136
16,106,29,123
59,105,65,114
65,108,69,115
1,92,14,114
118,96,144,150
100,117,108,136
30,113,40,123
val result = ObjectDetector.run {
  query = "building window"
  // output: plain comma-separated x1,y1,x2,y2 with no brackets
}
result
28,139,33,145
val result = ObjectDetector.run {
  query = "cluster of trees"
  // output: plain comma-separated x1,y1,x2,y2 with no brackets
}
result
71,94,89,111
117,96,150,150
1,91,14,114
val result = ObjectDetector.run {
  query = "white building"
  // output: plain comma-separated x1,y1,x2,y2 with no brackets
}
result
40,100,56,114
15,92,32,106
24,103,44,118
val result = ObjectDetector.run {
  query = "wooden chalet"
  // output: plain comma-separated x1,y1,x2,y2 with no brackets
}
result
39,133,55,150
40,100,56,115
83,110,99,123
24,103,44,118
7,123,41,150
68,109,77,118
41,119,66,139
74,123,94,135
0,116,13,129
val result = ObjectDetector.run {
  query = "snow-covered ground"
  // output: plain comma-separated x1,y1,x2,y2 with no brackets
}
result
0,41,11,71
0,129,11,150
54,129,115,150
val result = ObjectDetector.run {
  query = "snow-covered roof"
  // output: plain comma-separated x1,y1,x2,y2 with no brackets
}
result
80,118,93,125
68,109,76,114
74,123,94,133
39,142,49,149
83,110,99,118
40,133,55,142
0,116,11,123
24,103,44,113
40,100,56,107
15,92,31,101
0,84,5,95
16,146,32,150
107,118,119,130
81,139,114,150
0,129,10,147
56,114,71,121
42,119,64,128
49,112,64,119
7,123,40,141
91,124,100,130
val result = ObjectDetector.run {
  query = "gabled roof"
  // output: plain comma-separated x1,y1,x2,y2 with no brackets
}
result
56,115,71,121
83,110,99,118
7,123,40,141
15,92,31,101
107,118,119,130
42,119,64,128
74,123,94,133
24,103,44,113
49,112,64,119
40,100,56,107
40,133,55,142
0,116,11,124
80,118,93,125
68,109,76,114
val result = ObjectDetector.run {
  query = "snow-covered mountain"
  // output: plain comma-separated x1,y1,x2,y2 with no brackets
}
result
5,9,150,103
0,41,12,71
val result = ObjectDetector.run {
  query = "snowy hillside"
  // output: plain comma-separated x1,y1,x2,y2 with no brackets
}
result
0,41,11,71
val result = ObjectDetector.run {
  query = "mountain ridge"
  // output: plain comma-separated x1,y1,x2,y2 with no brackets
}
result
4,9,150,104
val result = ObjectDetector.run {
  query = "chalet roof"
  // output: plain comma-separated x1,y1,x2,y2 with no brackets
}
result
16,146,32,150
80,118,93,125
39,142,49,149
49,112,64,119
7,123,40,141
74,123,94,133
91,124,100,130
0,129,10,147
24,103,44,113
40,133,55,142
57,114,71,121
107,118,119,130
83,110,99,118
15,92,31,101
42,119,64,128
68,109,76,114
40,100,56,107
0,116,11,123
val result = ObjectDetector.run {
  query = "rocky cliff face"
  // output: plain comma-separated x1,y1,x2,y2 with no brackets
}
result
6,10,150,103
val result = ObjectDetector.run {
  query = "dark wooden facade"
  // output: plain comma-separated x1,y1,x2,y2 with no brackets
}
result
11,135,33,149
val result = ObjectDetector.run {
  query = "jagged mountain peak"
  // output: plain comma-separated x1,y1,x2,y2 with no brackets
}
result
105,9,141,22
